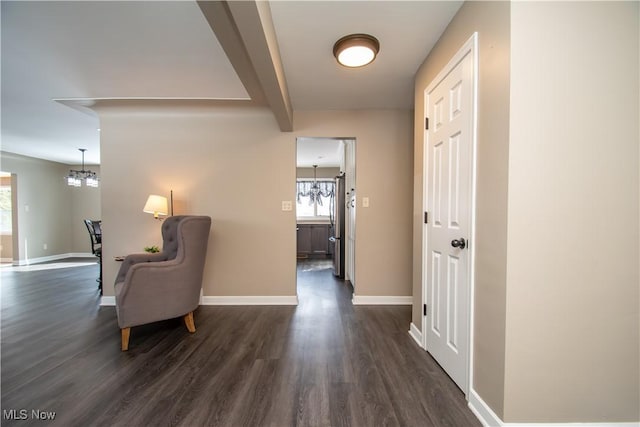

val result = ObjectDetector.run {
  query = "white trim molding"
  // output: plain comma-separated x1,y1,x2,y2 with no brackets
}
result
100,296,116,306
408,322,424,349
14,252,96,266
467,389,638,427
67,252,97,258
352,295,412,305
469,389,503,427
201,296,298,305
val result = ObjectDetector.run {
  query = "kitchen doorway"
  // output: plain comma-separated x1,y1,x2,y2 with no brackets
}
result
295,137,356,294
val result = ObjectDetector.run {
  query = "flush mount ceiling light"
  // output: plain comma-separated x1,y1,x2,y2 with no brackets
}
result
333,33,380,68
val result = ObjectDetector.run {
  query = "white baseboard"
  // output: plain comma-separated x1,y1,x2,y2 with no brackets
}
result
467,388,639,427
352,295,412,305
68,252,97,258
14,252,96,266
408,322,424,349
469,389,503,427
201,295,299,305
100,296,116,306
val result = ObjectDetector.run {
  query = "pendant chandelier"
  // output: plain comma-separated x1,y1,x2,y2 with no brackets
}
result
311,164,319,195
65,148,99,188
296,165,333,207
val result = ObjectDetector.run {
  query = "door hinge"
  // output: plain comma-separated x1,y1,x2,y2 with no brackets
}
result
425,117,429,130
423,304,427,316
424,211,428,224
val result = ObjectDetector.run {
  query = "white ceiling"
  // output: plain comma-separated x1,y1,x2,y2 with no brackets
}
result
0,1,462,166
270,1,462,110
297,137,345,168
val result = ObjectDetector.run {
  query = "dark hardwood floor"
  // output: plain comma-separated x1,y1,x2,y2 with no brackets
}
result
1,258,480,427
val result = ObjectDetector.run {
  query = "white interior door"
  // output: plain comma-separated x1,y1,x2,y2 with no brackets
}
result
423,34,476,393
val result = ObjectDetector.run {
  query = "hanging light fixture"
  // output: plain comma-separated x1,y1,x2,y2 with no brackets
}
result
333,33,380,67
296,165,334,210
64,148,99,188
311,164,319,196
309,164,331,204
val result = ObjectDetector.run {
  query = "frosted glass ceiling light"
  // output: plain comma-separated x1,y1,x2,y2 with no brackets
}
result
333,34,380,68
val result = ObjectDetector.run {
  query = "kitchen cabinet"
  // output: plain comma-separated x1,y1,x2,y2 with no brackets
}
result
297,224,331,257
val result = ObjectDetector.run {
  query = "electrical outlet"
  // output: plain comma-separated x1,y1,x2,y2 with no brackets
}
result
281,201,293,211
43,243,47,250
362,197,370,208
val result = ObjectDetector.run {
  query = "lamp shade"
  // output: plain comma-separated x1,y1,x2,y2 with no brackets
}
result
143,195,168,219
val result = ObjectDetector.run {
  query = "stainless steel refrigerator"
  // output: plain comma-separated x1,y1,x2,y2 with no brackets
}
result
330,173,346,278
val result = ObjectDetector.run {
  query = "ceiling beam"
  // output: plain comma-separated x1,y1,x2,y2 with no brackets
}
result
197,1,293,132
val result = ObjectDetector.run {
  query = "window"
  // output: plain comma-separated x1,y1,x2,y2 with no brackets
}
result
296,179,335,218
0,185,11,234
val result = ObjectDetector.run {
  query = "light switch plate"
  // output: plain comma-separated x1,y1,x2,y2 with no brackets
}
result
282,201,293,211
362,197,370,208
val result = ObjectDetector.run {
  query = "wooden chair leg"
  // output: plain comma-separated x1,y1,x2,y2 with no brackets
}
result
121,328,131,351
184,312,196,333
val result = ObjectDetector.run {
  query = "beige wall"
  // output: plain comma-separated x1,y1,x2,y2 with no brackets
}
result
294,110,413,297
0,152,73,261
96,104,413,300
412,1,511,417
97,103,295,298
0,153,101,261
414,0,639,423
504,1,639,422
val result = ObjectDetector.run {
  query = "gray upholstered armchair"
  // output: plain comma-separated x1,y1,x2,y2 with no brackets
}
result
114,215,211,351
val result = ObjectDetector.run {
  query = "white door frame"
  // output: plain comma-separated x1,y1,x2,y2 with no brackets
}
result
294,137,356,291
344,138,356,288
421,32,478,396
